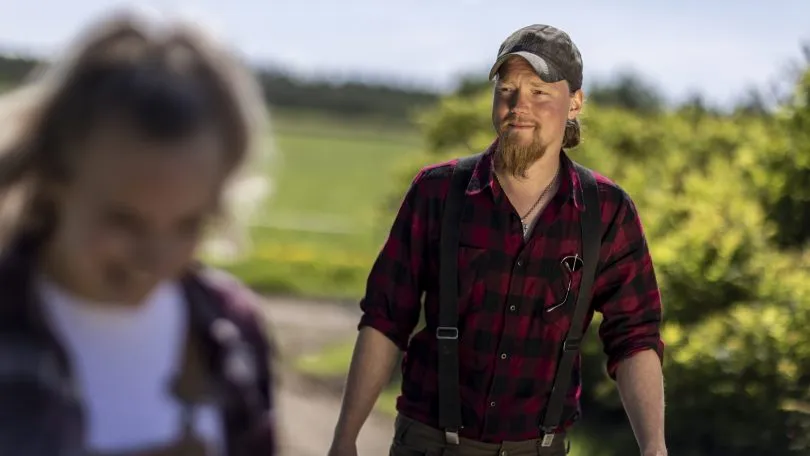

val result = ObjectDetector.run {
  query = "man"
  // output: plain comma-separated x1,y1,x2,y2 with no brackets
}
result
329,24,666,456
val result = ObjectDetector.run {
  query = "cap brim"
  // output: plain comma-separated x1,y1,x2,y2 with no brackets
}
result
488,51,564,82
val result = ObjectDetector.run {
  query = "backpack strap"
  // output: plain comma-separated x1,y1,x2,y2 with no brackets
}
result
437,153,481,446
538,162,602,446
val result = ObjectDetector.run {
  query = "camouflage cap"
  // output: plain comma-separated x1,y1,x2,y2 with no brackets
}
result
488,24,583,91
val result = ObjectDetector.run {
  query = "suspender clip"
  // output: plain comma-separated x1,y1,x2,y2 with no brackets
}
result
562,337,582,352
436,326,459,340
444,428,460,445
540,432,555,447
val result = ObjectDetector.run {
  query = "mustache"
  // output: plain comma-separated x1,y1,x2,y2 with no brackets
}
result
500,116,537,129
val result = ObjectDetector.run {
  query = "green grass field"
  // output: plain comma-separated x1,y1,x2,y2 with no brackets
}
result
216,108,424,298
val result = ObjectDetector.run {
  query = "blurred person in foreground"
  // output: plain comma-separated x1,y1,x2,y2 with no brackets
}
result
329,24,667,456
0,9,276,456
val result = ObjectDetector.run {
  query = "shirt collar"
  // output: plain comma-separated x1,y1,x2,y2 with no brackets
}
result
465,139,584,211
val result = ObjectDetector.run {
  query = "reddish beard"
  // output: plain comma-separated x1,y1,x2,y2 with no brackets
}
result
494,122,545,178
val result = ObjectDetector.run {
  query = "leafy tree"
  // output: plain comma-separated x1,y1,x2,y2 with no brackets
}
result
755,69,810,248
587,70,665,114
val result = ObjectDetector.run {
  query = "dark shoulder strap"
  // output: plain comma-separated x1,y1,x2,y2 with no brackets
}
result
437,153,480,444
539,162,602,445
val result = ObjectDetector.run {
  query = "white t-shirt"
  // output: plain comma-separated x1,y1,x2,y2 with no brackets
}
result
37,277,225,455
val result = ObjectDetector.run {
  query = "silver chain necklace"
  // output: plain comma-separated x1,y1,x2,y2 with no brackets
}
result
496,167,560,237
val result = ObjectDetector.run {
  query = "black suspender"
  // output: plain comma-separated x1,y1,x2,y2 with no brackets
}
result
437,153,480,445
538,162,601,446
437,155,601,448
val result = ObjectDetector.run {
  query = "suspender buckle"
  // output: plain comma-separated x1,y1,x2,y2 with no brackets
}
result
562,337,582,352
444,428,460,445
540,429,555,447
436,326,459,340
541,433,555,447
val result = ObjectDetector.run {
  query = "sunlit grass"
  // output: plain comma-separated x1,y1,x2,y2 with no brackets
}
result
295,340,354,376
207,109,423,298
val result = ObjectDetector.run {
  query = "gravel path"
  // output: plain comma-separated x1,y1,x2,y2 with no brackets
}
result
261,297,395,456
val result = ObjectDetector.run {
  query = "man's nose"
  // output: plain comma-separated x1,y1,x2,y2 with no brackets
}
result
508,88,530,115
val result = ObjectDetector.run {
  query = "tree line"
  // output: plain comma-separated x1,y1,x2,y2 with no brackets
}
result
0,54,439,123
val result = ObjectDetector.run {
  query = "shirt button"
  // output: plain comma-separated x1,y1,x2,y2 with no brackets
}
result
490,401,496,407
500,451,508,456
500,353,508,360
516,260,523,267
509,305,517,312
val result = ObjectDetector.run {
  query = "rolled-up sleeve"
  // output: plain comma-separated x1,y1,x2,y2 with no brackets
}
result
593,192,665,380
358,171,428,351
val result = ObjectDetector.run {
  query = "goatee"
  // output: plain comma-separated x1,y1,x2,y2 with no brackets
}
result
494,130,545,179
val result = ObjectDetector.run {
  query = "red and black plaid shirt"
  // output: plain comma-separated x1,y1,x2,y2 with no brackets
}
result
359,141,664,443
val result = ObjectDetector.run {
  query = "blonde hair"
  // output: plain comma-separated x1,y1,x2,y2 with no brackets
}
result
0,8,268,250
